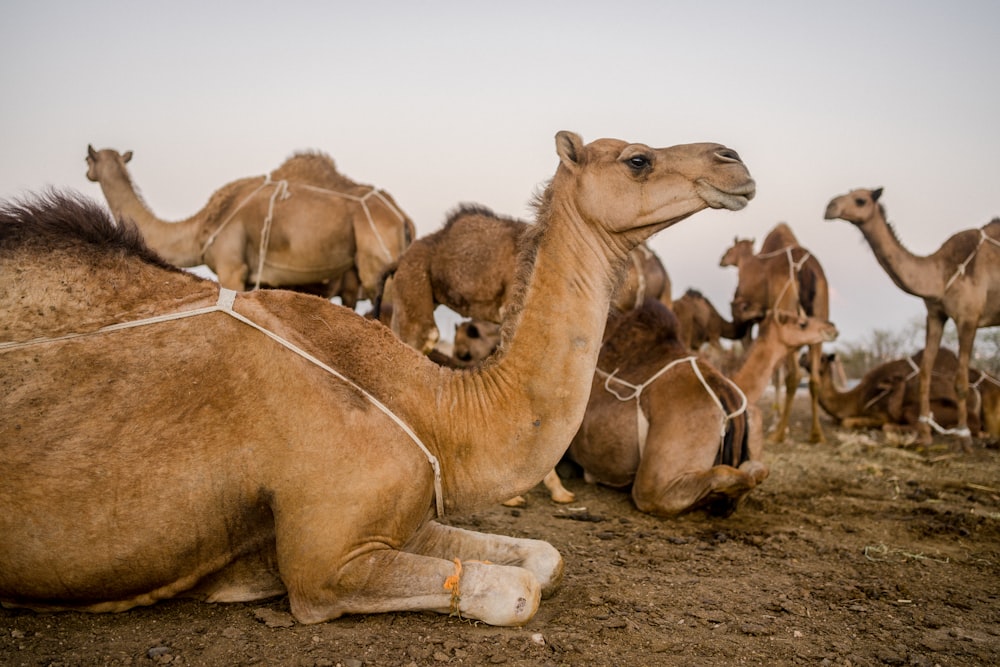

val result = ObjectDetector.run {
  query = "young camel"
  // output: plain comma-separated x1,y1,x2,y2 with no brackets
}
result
375,206,672,353
671,288,740,352
86,146,413,301
811,349,1000,439
2,132,754,626
568,301,838,517
719,223,831,444
825,187,1000,448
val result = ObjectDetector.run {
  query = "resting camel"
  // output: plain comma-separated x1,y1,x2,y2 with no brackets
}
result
375,206,672,353
810,349,1000,439
719,223,831,444
86,146,413,303
568,301,838,517
825,187,1000,448
671,288,739,352
1,132,754,625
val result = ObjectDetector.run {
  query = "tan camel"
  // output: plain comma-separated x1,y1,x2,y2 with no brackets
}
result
825,188,1000,448
375,205,672,353
2,132,754,625
85,145,413,302
568,301,837,517
810,349,999,439
671,288,739,352
719,223,831,444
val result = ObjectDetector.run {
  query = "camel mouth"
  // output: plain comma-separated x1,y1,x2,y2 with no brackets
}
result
695,179,756,211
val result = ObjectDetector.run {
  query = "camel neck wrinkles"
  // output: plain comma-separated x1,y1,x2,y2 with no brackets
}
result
858,213,944,298
95,166,205,267
441,204,620,508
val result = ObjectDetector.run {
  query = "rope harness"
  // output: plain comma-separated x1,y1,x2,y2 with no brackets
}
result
199,174,407,289
0,288,445,517
944,226,1000,291
595,356,748,460
756,245,811,316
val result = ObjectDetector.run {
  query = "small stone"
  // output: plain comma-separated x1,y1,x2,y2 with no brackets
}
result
530,632,546,646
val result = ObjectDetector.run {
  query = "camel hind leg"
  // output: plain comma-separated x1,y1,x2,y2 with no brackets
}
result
768,350,798,443
807,342,826,443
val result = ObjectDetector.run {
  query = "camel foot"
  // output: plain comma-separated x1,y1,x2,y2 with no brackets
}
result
542,469,575,504
502,495,527,508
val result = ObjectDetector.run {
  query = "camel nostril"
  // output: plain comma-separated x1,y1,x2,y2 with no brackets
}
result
716,148,742,163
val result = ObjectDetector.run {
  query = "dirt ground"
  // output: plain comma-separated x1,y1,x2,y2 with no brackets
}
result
2,392,999,667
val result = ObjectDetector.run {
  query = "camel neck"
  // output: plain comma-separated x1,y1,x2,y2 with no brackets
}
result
858,211,942,298
731,328,793,403
95,166,205,267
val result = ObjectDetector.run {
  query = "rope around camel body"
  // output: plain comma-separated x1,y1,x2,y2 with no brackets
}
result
756,245,811,315
199,175,407,289
0,288,445,516
944,226,1000,291
595,356,748,460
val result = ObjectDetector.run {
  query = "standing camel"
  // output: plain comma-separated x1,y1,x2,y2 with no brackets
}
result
375,206,673,353
825,187,1000,448
719,223,831,443
86,146,413,302
2,132,754,625
568,300,837,517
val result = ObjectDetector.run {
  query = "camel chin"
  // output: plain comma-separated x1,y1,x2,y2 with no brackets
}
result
695,180,756,211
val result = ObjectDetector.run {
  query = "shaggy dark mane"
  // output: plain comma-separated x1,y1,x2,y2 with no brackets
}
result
599,299,684,369
0,189,180,272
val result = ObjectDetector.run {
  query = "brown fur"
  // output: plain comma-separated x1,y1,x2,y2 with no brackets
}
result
85,146,414,301
3,132,755,625
672,288,739,352
826,187,1000,448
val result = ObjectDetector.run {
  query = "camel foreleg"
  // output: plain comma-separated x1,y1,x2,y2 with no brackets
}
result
403,521,564,598
632,465,765,518
917,311,947,445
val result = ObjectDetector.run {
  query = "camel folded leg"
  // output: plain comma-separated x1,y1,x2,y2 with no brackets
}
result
404,521,564,598
502,468,575,507
632,462,768,518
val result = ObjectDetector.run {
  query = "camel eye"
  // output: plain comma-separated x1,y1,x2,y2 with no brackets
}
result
855,197,866,207
626,154,651,171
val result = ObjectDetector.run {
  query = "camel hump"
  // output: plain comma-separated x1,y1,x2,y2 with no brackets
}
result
760,222,799,252
271,151,360,190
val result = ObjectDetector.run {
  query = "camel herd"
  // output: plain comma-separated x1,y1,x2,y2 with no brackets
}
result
1,131,996,627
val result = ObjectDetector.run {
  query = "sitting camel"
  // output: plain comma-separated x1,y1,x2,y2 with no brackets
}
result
719,223,831,444
568,301,838,517
2,132,754,625
375,205,672,353
86,146,414,303
825,187,1000,448
671,288,740,352
810,349,1000,439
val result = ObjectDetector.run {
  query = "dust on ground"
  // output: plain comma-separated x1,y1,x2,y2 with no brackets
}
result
3,393,999,666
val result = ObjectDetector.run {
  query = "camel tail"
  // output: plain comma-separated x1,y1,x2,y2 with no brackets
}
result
371,261,398,320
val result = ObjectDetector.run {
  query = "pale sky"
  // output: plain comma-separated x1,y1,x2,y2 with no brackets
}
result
2,1,998,347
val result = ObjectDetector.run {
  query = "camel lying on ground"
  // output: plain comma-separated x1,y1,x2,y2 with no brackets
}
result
810,348,1000,439
671,288,740,352
1,132,754,625
86,146,414,303
568,301,837,517
719,223,831,444
825,187,1000,448
375,206,672,353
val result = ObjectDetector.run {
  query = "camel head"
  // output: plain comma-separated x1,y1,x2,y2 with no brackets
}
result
763,310,839,348
550,132,755,244
86,145,133,183
823,187,884,226
719,237,755,267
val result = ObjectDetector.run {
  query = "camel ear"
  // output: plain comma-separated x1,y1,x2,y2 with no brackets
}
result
87,144,97,160
871,187,883,202
122,151,133,163
555,131,584,170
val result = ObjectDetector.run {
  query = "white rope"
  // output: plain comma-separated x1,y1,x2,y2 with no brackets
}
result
595,356,747,458
253,179,291,290
945,227,1000,290
200,175,275,258
862,354,921,411
299,183,404,262
919,413,971,439
758,246,810,315
0,288,445,517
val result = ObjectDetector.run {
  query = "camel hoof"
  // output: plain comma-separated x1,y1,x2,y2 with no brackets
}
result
549,490,576,504
502,496,527,508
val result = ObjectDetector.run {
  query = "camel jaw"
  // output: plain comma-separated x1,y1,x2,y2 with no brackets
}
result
695,179,756,211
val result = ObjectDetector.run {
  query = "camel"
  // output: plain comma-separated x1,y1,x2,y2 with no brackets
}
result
86,145,414,303
375,206,673,353
810,349,1000,439
719,223,831,444
567,301,838,517
671,288,739,352
2,132,754,625
824,188,1000,448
